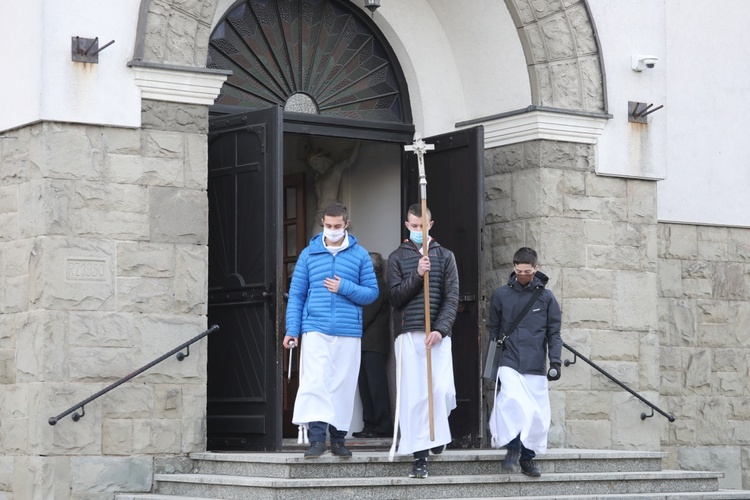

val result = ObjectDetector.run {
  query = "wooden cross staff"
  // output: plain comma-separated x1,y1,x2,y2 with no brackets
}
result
404,133,436,441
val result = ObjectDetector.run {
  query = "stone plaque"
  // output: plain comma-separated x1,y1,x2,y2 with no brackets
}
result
66,258,108,282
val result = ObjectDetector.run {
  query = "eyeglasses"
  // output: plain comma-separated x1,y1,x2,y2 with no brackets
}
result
514,268,536,275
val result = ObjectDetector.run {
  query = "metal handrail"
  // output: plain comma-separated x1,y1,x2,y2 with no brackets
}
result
563,341,676,422
49,324,220,426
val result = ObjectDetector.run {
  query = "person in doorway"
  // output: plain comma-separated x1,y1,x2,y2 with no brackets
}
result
488,247,562,477
387,204,459,479
352,252,394,439
283,202,379,458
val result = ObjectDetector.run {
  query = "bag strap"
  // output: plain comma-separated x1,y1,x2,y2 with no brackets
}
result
497,286,544,344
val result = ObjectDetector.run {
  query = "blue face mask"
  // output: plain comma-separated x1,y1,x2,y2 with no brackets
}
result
410,230,425,245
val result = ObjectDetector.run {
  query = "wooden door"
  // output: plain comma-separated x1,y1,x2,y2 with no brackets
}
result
281,172,306,437
206,106,284,451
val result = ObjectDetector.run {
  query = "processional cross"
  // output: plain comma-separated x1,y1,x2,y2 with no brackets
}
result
404,133,436,441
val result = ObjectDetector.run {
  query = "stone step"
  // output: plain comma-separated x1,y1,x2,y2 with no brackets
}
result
187,449,667,478
118,496,213,500
449,494,750,500
119,488,750,500
152,470,726,499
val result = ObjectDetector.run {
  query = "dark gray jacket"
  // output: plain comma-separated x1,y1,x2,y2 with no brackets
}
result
387,239,459,338
488,271,562,376
361,273,390,354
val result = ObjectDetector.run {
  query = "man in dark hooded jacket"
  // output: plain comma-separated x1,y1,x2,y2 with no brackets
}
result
488,247,562,478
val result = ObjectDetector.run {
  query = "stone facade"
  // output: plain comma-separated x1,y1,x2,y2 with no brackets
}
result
0,101,210,498
1,0,748,496
658,223,750,488
483,139,750,489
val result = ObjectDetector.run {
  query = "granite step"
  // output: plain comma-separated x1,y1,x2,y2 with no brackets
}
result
120,489,750,500
187,449,667,478
150,470,727,499
114,449,750,500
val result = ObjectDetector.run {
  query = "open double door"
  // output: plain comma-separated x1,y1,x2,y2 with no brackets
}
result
206,106,484,451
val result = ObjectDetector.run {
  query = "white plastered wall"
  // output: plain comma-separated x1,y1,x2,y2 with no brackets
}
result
589,0,667,181
589,0,750,228
659,0,750,227
355,0,530,136
0,0,142,132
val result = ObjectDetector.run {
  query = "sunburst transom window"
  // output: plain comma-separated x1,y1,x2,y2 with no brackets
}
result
208,0,407,123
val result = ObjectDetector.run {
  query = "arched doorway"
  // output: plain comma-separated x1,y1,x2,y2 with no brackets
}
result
204,0,415,451
131,0,607,452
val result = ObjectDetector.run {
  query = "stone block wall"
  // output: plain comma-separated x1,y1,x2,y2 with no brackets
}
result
483,139,662,452
0,101,210,498
658,223,750,489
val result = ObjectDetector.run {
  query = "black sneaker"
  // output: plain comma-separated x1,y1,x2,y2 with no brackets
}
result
430,445,445,455
501,448,519,471
330,442,352,457
304,441,326,458
520,459,541,477
408,458,428,478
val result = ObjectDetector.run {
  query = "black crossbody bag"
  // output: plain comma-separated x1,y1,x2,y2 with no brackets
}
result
482,287,543,381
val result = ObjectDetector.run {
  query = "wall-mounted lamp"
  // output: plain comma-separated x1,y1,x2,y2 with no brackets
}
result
363,0,381,16
632,54,658,72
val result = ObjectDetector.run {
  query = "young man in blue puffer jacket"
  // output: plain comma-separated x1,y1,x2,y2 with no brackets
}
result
283,202,379,458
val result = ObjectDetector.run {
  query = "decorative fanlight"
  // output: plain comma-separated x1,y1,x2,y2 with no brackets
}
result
363,0,380,15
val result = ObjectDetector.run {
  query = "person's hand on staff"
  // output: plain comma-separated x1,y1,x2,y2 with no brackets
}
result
416,255,430,277
424,331,442,349
283,336,297,349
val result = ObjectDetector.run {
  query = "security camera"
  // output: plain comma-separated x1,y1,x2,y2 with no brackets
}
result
632,55,658,72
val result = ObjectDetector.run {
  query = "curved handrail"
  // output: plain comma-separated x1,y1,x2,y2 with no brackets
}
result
49,324,220,426
563,341,675,422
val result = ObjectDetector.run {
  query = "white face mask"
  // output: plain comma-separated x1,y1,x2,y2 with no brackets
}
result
323,227,345,243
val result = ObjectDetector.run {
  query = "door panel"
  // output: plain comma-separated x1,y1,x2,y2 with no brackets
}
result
207,106,284,451
282,173,307,437
404,126,484,446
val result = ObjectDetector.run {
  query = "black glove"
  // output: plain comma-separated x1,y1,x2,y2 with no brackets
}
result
547,363,561,381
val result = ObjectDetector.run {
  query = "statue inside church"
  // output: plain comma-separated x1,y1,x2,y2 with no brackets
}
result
306,142,360,217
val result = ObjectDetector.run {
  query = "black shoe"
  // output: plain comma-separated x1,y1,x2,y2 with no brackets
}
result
408,458,428,478
304,442,326,459
520,459,541,477
331,442,352,457
430,445,445,455
501,448,519,471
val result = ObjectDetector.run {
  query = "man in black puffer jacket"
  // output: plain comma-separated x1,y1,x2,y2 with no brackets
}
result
387,204,459,479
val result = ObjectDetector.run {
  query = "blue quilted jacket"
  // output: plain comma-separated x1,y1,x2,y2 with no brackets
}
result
285,233,379,338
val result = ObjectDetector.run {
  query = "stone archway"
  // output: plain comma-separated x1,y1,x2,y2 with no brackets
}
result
503,0,606,113
132,0,606,113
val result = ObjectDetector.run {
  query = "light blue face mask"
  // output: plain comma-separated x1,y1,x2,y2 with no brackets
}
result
410,230,425,245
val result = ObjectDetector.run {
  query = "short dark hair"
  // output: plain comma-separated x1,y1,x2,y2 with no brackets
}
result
322,202,349,222
369,252,384,276
513,247,538,267
407,203,431,220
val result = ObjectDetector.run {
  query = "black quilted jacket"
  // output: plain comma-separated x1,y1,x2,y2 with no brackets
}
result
387,239,459,338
